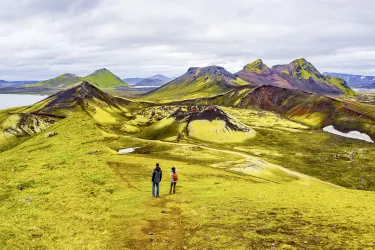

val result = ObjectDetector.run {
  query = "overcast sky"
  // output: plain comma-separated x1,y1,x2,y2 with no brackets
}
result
1,0,375,80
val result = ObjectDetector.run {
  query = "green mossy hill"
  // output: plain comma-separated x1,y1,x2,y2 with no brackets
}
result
28,73,81,88
0,82,152,149
237,58,355,96
24,81,152,128
24,81,142,117
82,68,130,89
144,66,251,102
139,105,255,143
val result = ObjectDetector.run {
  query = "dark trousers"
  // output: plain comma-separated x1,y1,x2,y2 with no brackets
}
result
169,182,177,194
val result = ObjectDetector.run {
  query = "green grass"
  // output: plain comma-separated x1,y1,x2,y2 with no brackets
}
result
1,99,375,248
0,113,119,248
99,132,375,249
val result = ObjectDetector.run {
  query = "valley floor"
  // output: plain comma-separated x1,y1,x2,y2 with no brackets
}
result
1,110,375,249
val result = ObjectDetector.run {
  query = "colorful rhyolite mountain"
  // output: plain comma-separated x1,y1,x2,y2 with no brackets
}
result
145,59,354,102
145,66,251,102
236,59,355,95
28,69,129,89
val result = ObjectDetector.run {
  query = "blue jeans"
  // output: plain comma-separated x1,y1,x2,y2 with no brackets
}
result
152,182,160,197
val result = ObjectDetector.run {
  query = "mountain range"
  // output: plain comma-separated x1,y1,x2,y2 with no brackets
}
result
145,58,355,102
1,58,356,97
124,74,174,87
26,68,129,89
324,72,375,88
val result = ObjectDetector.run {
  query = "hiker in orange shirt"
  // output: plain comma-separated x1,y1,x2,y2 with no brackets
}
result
169,166,178,195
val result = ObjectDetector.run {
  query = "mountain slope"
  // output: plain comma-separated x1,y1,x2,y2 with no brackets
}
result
237,59,355,96
82,68,130,88
27,73,81,88
144,66,251,102
324,72,375,88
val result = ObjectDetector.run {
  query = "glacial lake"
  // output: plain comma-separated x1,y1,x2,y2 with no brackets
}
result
0,94,47,110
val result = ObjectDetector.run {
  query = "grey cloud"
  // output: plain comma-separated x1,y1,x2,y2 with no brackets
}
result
1,0,375,80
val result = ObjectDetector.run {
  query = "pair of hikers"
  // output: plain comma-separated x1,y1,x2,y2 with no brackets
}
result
151,163,178,197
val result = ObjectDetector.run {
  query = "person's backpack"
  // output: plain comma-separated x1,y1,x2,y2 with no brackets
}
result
172,172,178,182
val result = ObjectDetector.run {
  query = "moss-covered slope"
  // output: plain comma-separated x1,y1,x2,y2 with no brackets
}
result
139,105,255,143
144,66,251,102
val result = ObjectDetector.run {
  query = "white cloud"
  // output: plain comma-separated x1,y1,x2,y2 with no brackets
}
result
0,0,375,80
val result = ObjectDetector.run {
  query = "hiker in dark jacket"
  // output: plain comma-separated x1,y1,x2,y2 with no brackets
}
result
151,163,162,197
